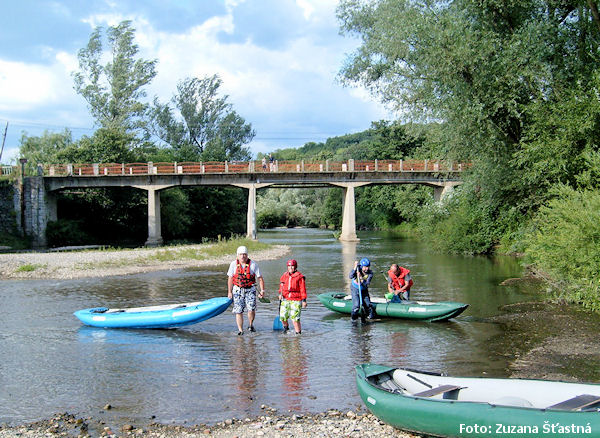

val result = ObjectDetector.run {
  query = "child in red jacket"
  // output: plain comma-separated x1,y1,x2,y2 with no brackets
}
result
278,259,307,334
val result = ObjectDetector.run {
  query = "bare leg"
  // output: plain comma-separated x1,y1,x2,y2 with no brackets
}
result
248,310,255,328
292,320,301,334
235,313,244,332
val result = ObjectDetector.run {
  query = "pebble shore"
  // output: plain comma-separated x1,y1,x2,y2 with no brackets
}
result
0,409,419,438
0,244,290,280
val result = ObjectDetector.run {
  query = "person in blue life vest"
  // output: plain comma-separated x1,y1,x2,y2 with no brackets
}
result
349,258,375,321
227,246,266,335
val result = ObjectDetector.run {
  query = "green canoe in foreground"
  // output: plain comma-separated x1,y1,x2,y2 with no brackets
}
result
356,363,600,438
317,292,468,322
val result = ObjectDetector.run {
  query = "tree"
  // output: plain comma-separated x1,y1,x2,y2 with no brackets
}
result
337,0,600,254
18,129,74,171
73,20,157,143
150,75,254,161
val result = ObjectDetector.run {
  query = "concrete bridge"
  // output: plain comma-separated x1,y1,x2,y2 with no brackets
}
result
17,159,467,247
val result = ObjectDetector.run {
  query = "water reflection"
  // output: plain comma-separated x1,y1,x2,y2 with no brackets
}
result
389,330,408,362
230,336,260,414
349,323,374,365
279,336,308,412
340,241,358,291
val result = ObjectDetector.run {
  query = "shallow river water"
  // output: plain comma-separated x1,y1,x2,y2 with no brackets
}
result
1,229,540,427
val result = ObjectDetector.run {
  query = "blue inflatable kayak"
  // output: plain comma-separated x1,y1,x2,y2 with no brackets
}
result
74,297,232,329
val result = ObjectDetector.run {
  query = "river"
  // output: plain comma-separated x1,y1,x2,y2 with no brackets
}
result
1,228,541,428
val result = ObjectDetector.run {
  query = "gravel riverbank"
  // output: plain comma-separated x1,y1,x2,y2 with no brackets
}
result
0,409,419,438
0,244,290,280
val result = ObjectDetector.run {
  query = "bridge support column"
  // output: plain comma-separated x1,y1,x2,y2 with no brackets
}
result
145,188,163,246
341,185,359,242
18,176,55,248
433,182,460,202
332,182,370,242
247,184,257,240
231,183,272,241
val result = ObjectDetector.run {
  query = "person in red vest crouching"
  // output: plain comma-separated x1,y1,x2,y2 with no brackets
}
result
227,245,266,335
278,259,307,334
386,263,414,302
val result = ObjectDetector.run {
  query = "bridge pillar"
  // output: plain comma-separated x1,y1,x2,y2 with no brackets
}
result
18,176,55,248
247,184,257,240
145,188,163,246
433,182,459,202
331,182,370,242
231,183,272,240
341,185,359,241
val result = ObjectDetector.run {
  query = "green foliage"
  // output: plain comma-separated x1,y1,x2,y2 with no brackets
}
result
18,129,74,170
184,187,247,239
54,188,147,246
271,120,422,161
16,264,45,272
514,72,600,210
0,232,30,250
256,188,343,229
414,185,501,255
73,20,157,137
150,75,254,162
523,186,600,311
64,128,138,163
159,188,192,240
46,219,92,247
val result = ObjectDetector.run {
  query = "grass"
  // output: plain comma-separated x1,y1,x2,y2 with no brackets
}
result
16,264,45,272
77,236,275,269
142,237,272,262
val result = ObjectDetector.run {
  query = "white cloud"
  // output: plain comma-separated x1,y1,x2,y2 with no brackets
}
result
0,0,391,162
296,0,316,20
0,53,80,113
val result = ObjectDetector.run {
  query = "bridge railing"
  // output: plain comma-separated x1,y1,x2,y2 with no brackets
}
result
43,159,471,177
1,165,15,176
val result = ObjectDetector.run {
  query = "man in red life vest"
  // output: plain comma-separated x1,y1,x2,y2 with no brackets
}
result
227,246,266,335
278,259,307,334
387,263,413,302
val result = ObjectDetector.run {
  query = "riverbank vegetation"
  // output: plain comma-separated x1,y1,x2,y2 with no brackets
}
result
12,4,600,310
331,0,600,311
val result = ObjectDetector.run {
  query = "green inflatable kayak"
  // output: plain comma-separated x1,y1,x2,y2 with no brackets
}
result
356,363,600,438
317,292,468,322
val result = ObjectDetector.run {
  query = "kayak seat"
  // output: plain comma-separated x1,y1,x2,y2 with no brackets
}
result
413,384,464,399
547,394,600,411
90,308,109,313
371,374,404,393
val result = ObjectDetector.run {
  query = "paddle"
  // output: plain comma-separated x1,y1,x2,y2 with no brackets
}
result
258,296,271,303
357,267,365,322
273,299,284,330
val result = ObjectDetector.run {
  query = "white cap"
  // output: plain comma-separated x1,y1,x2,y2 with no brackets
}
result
236,245,248,255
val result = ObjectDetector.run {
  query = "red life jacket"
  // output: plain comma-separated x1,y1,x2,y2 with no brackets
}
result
279,271,307,301
388,267,413,290
232,260,256,288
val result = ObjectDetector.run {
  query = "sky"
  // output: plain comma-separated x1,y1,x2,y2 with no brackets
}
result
0,0,393,164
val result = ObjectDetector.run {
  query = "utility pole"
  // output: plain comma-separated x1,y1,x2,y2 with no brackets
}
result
0,121,7,163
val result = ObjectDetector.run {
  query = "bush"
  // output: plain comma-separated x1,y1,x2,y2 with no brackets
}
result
0,232,31,250
46,219,93,247
414,186,500,255
523,185,600,311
